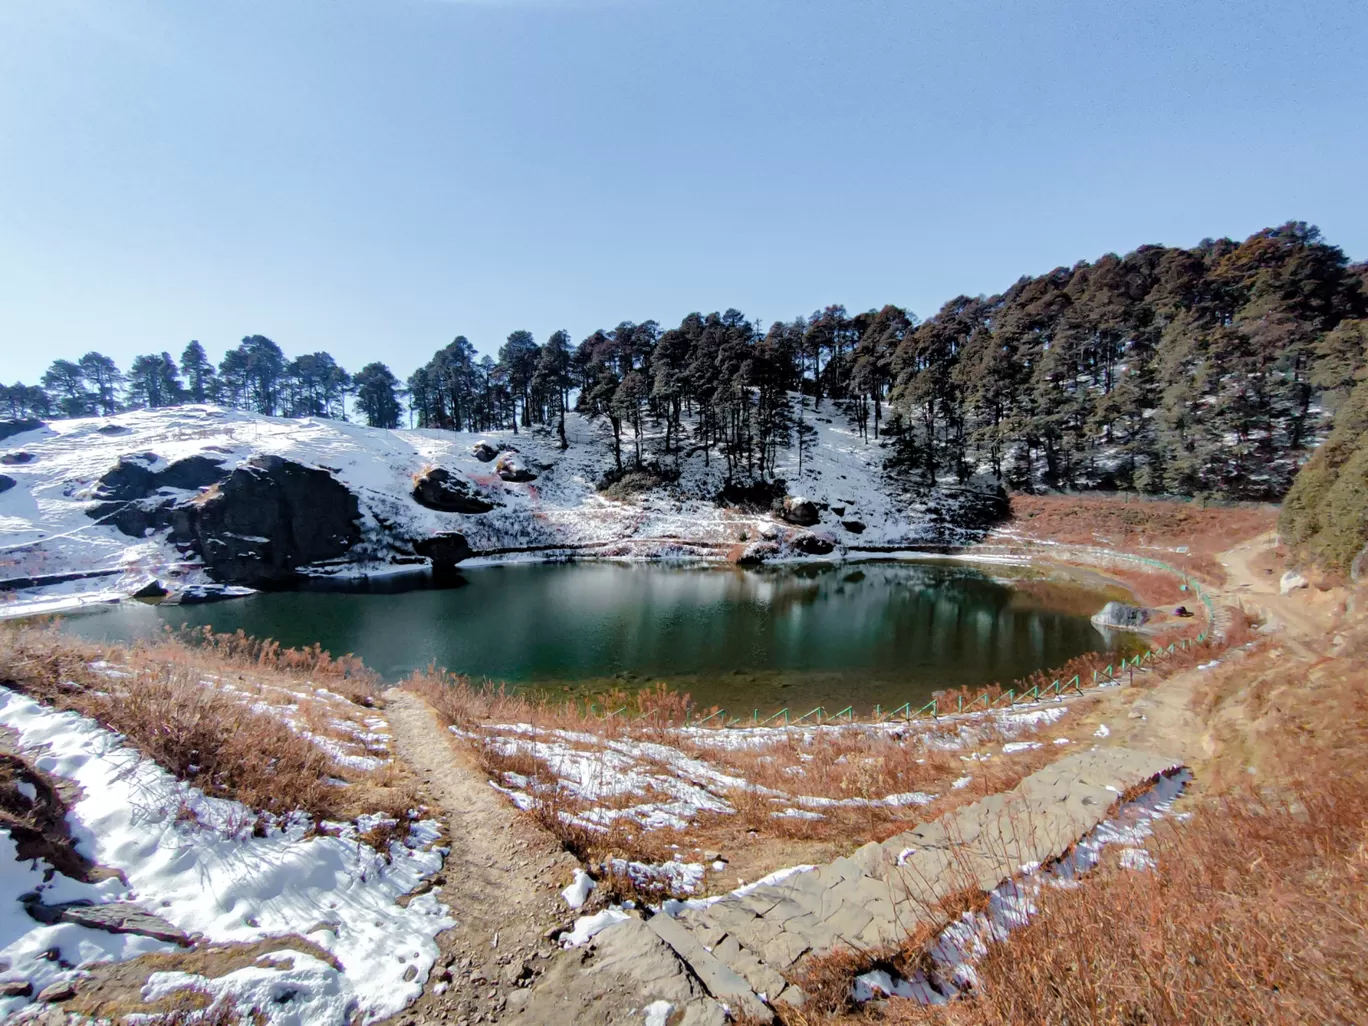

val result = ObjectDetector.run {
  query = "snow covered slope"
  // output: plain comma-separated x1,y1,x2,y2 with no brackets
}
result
0,403,992,617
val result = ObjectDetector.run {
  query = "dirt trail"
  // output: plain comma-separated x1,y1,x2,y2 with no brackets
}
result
1217,530,1325,654
1110,531,1329,764
380,690,577,1025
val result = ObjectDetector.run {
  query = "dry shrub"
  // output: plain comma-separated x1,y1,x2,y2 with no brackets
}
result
0,624,413,822
156,626,381,704
884,776,1368,1026
875,602,1368,1026
785,947,880,1022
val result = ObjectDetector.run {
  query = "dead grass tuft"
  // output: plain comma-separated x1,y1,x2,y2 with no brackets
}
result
0,624,413,823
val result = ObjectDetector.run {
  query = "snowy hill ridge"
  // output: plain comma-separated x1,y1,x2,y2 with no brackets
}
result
0,404,997,617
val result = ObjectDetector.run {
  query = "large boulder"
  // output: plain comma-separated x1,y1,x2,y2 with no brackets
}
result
1091,602,1151,631
790,531,835,555
176,456,361,587
1279,570,1308,595
155,455,228,491
414,532,473,584
412,467,496,514
471,441,506,463
1,451,36,465
780,495,819,526
495,453,537,482
0,474,13,496
88,454,229,538
414,533,473,564
92,453,161,501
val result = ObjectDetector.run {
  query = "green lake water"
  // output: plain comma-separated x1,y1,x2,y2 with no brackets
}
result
61,559,1136,714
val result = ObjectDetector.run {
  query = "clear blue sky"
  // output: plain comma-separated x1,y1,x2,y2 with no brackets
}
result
2,0,1364,386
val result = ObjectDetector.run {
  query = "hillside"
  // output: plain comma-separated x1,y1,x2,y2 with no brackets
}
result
1279,371,1368,576
0,402,999,617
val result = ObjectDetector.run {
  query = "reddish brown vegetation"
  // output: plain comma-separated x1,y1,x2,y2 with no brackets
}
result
998,493,1278,584
0,625,411,822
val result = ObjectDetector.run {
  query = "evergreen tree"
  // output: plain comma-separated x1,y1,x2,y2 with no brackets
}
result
78,353,123,416
126,352,183,409
42,360,93,418
532,330,574,448
354,362,404,428
180,340,216,404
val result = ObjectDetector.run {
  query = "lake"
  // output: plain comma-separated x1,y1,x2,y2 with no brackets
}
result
60,559,1137,714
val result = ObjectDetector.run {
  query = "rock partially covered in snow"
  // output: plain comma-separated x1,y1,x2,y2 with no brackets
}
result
178,455,362,586
1,451,36,464
411,467,496,514
1091,602,1150,631
495,453,537,482
414,532,473,566
0,474,14,495
781,495,819,526
471,440,505,463
790,531,835,556
1279,570,1308,595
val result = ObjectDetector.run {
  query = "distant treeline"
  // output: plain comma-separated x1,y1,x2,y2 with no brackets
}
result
5,222,1365,501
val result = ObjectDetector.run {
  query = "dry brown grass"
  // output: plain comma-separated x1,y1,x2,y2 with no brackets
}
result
785,598,1368,1025
0,624,413,823
998,493,1278,585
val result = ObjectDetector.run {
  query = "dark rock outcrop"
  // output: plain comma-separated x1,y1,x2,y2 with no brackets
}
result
96,423,131,436
0,475,13,496
791,532,835,556
841,520,866,534
1,451,36,465
131,579,169,599
414,533,473,564
91,453,162,501
0,419,44,442
495,453,537,482
412,467,496,514
155,455,228,491
176,456,361,587
87,454,229,538
780,496,819,526
471,441,503,463
93,453,225,501
415,532,473,584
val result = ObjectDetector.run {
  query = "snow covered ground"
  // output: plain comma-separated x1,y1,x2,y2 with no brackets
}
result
0,688,449,1024
0,401,981,619
460,701,1074,839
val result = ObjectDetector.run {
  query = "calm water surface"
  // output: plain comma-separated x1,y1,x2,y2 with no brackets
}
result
64,560,1134,713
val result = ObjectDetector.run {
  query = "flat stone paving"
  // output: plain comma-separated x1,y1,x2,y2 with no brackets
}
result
508,746,1179,1025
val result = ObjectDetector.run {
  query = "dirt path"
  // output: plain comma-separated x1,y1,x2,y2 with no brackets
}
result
1109,531,1330,765
1216,530,1325,655
381,690,578,1025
